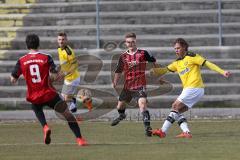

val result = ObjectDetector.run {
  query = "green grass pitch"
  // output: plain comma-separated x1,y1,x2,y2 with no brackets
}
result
0,120,240,160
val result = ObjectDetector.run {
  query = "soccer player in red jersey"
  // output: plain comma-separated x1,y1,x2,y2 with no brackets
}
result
10,34,87,146
111,32,157,136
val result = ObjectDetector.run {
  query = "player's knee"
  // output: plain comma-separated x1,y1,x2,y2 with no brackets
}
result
55,101,68,113
172,103,179,111
138,98,147,108
65,95,74,102
56,104,76,122
172,102,186,113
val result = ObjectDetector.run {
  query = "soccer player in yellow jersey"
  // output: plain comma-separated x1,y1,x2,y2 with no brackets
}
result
57,32,80,113
151,38,231,138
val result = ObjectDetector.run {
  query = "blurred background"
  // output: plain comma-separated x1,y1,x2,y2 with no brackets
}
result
0,0,239,119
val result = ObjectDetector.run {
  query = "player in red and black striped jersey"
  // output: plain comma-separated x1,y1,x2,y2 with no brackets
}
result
115,48,156,90
111,32,157,136
10,34,87,146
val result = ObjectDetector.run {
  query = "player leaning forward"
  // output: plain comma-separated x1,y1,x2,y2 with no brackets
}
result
10,34,87,146
111,32,158,136
151,38,231,138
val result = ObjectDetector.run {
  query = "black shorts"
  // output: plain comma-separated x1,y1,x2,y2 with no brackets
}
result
32,94,64,110
119,87,147,103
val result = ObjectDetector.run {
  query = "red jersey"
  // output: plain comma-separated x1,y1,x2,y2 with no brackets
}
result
115,49,156,90
11,51,57,104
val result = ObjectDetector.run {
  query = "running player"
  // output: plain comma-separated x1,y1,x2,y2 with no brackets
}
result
10,34,87,146
151,38,231,138
111,32,157,137
57,32,80,113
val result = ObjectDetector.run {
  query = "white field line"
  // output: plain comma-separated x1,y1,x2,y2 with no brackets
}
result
0,119,238,126
0,142,75,146
1,140,239,147
0,141,191,147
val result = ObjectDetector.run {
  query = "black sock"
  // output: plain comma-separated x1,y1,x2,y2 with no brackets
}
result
72,97,76,104
68,121,82,138
31,105,47,127
142,110,151,127
118,108,125,116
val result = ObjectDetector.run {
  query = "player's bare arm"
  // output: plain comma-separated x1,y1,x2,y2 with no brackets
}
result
150,67,169,77
10,75,18,84
112,73,121,88
152,62,161,68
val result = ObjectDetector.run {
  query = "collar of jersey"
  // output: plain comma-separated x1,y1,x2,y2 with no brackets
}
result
126,48,138,55
176,51,195,60
28,51,40,54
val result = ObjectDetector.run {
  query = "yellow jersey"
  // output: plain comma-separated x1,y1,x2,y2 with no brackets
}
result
58,45,80,82
167,52,206,89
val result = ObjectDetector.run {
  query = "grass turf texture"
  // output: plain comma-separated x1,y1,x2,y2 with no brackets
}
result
0,120,240,160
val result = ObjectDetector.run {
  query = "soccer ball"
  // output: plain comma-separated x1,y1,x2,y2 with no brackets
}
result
77,89,92,111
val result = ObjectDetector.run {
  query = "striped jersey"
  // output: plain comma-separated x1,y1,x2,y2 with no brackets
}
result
115,49,156,90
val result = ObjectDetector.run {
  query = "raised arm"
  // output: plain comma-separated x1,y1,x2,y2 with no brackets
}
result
150,67,169,77
204,61,231,78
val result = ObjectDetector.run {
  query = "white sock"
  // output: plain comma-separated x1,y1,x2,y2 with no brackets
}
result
177,114,190,133
161,111,179,133
161,120,172,133
180,122,190,133
69,102,76,111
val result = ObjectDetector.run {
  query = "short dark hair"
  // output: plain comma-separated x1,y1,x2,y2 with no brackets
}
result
58,32,67,37
26,34,40,50
125,32,136,39
174,38,189,51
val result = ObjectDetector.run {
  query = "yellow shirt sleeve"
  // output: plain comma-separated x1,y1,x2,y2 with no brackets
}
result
191,54,206,66
167,61,177,72
151,67,169,76
204,61,225,74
